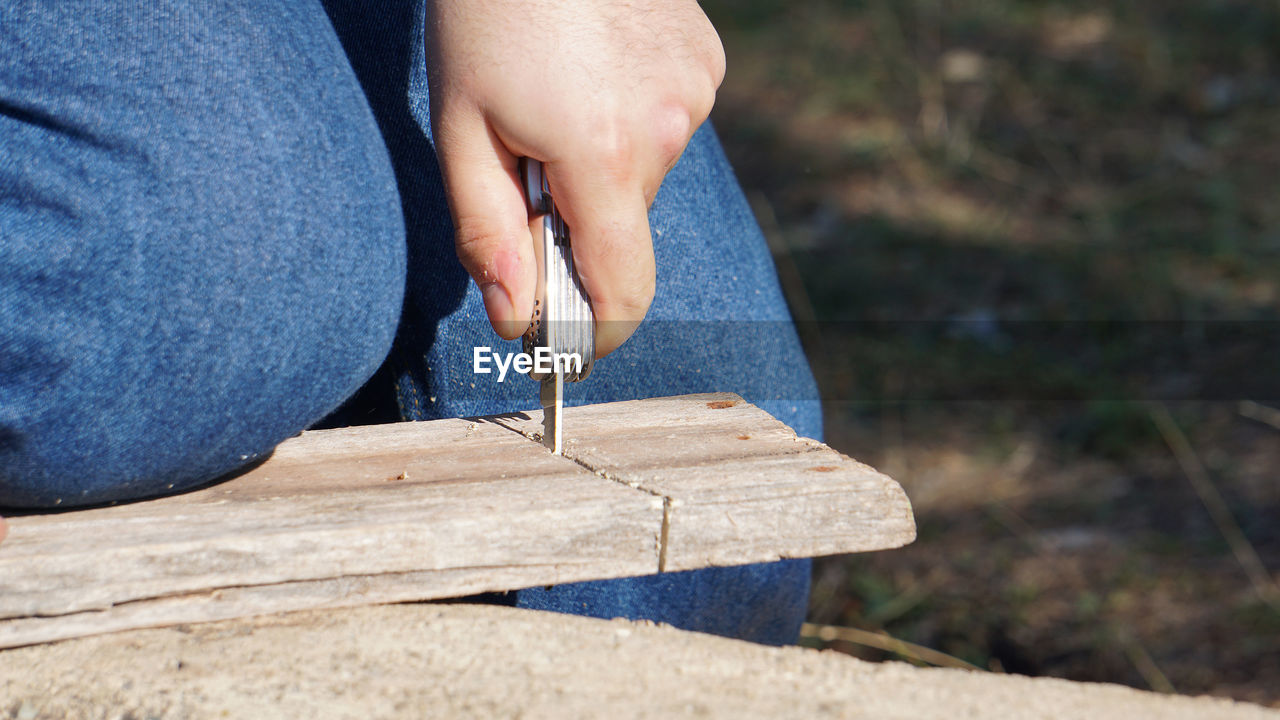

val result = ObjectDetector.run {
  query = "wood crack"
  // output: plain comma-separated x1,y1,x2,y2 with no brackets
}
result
474,409,675,573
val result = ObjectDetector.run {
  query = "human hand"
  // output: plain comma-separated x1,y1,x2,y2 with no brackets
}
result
426,0,725,357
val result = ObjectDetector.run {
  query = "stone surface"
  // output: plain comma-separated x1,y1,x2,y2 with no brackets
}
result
2,603,1273,719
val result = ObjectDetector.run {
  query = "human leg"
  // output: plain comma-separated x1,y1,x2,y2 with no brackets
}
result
408,125,819,647
319,0,820,645
0,0,821,642
493,127,820,646
0,1,405,508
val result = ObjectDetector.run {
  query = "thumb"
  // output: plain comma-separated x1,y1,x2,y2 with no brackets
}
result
435,114,537,340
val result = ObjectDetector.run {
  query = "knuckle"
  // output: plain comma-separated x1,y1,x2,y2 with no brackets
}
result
586,119,637,186
636,274,657,309
612,263,657,317
695,56,721,119
686,8,726,90
706,35,727,90
452,217,509,275
653,102,694,165
579,230,655,317
596,285,654,323
617,281,656,320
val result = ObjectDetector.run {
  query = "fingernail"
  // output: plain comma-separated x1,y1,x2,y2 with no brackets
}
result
481,280,514,325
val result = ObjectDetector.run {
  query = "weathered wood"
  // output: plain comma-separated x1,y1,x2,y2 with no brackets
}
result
0,393,914,649
494,395,917,571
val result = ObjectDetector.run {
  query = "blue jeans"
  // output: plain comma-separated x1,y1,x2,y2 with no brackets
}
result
0,0,820,645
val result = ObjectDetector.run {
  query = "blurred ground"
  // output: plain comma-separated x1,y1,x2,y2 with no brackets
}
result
702,0,1280,706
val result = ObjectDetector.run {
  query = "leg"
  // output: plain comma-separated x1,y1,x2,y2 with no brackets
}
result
423,127,818,646
498,127,820,646
0,1,405,507
319,0,820,644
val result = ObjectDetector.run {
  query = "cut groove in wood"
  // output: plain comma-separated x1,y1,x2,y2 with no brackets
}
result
658,497,673,574
494,395,916,571
0,393,914,649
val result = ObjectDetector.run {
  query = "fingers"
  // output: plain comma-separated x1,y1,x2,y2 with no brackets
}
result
427,0,725,356
540,100,707,357
0,516,7,545
547,157,656,359
435,110,538,340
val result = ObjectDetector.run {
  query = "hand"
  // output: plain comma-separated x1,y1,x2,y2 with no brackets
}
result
0,516,6,546
426,0,725,357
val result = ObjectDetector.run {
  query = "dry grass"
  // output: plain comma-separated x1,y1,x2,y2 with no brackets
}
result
704,0,1280,706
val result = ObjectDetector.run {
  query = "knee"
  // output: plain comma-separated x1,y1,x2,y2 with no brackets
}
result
1,297,402,509
0,212,404,511
0,1,409,509
0,275,402,510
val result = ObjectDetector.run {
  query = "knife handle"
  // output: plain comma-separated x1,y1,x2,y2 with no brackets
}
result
520,158,595,382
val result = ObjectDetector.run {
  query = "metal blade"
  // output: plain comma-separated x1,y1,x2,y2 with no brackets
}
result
540,374,563,454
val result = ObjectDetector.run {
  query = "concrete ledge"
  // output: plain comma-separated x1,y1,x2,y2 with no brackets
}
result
2,603,1273,719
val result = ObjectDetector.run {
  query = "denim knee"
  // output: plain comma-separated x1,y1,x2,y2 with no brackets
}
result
0,0,406,508
0,236,404,510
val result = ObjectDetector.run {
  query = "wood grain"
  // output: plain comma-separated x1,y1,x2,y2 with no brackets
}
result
495,394,917,571
0,393,914,648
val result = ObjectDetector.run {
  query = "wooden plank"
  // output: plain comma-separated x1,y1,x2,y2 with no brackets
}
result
0,393,914,649
0,418,662,647
493,394,917,571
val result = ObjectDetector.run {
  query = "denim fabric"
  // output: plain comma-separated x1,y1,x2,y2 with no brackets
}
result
2,0,820,646
0,0,406,507
322,0,820,645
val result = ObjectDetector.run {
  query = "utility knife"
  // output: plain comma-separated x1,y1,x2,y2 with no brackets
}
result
521,158,594,454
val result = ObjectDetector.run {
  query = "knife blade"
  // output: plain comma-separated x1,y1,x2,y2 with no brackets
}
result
539,372,563,454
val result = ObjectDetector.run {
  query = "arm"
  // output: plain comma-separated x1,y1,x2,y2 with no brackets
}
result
426,0,725,357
